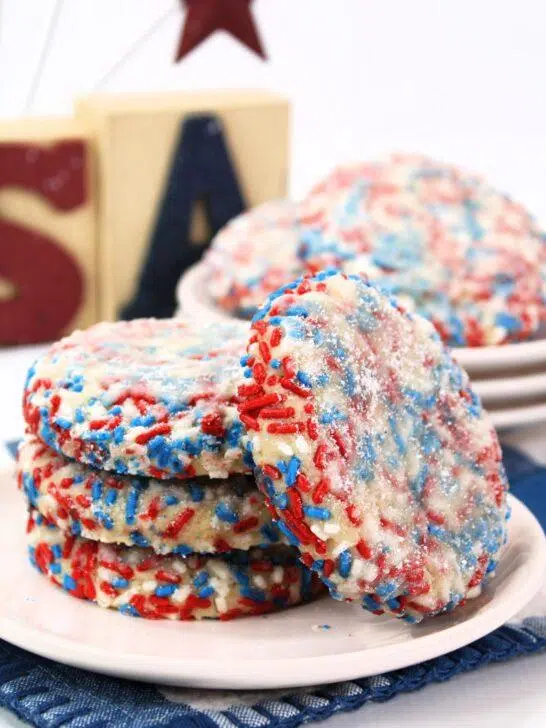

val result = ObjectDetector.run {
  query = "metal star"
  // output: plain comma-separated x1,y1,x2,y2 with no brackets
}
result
175,0,267,62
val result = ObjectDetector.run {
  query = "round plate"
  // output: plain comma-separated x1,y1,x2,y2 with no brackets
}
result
453,326,546,375
1,470,545,690
473,371,546,403
487,401,546,431
177,264,546,377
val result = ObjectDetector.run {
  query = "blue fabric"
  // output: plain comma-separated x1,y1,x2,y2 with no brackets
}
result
1,441,545,728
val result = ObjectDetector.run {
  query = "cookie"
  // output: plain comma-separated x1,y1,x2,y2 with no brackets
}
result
238,270,509,622
23,318,250,480
27,509,321,621
298,154,544,346
19,435,283,554
203,200,303,318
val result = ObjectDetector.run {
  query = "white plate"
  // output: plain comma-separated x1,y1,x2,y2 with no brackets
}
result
473,371,546,403
1,470,545,690
178,264,546,377
487,401,546,430
453,326,546,375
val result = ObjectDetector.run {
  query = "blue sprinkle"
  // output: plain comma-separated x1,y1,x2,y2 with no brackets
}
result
50,563,61,575
63,575,77,591
193,571,209,588
375,581,397,599
172,544,192,556
363,594,381,611
285,457,301,487
270,359,281,369
296,371,312,388
338,550,352,578
119,604,140,617
105,489,118,506
126,487,140,525
130,532,150,547
272,492,288,510
303,506,331,520
54,418,72,430
112,578,129,589
155,584,177,598
276,520,300,546
51,545,62,558
91,480,103,502
215,502,239,523
261,523,280,543
164,494,180,506
495,312,521,333
198,585,215,599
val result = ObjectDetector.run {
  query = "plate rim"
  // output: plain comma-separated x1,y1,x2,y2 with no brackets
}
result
177,263,546,375
488,401,546,430
0,486,544,689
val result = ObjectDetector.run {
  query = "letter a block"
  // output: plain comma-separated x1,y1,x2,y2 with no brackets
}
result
77,91,290,321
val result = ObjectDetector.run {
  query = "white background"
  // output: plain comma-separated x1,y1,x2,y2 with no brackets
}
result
1,0,546,224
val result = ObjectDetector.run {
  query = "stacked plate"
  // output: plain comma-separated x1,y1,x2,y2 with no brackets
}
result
454,328,546,430
178,264,546,431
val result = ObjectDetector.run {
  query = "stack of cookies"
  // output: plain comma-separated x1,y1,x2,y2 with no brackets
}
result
18,318,322,620
18,272,511,624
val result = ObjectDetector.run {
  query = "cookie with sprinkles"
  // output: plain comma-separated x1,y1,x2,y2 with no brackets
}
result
27,509,322,621
202,200,304,318
298,154,545,346
23,318,250,480
238,270,510,622
19,435,284,554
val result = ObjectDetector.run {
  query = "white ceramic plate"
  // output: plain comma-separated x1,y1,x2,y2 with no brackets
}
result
177,264,546,377
473,371,546,403
454,328,546,376
487,401,546,431
1,469,544,690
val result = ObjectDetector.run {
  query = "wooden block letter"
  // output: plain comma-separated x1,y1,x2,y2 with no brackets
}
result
77,91,290,321
0,118,97,344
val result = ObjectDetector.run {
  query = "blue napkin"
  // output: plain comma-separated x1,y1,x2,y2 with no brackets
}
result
1,441,545,728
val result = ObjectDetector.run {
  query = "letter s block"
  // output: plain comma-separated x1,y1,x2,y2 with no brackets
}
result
0,118,97,344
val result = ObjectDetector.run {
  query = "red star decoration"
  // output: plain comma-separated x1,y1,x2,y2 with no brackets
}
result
175,0,267,62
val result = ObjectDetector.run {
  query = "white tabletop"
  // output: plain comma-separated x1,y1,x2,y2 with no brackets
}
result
1,345,545,728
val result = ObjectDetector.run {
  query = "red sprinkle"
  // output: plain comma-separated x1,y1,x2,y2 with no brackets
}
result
280,378,311,398
253,362,267,384
262,464,281,479
312,478,330,504
201,413,226,438
135,423,172,445
163,508,195,538
267,423,298,434
239,393,281,413
259,341,271,364
270,328,283,347
288,489,304,519
356,539,372,559
240,414,260,431
259,407,295,419
233,516,259,533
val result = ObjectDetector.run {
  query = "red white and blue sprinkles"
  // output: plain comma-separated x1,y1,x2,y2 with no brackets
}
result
296,154,546,347
203,200,304,319
23,318,252,480
26,509,322,621
237,270,510,622
18,435,284,555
